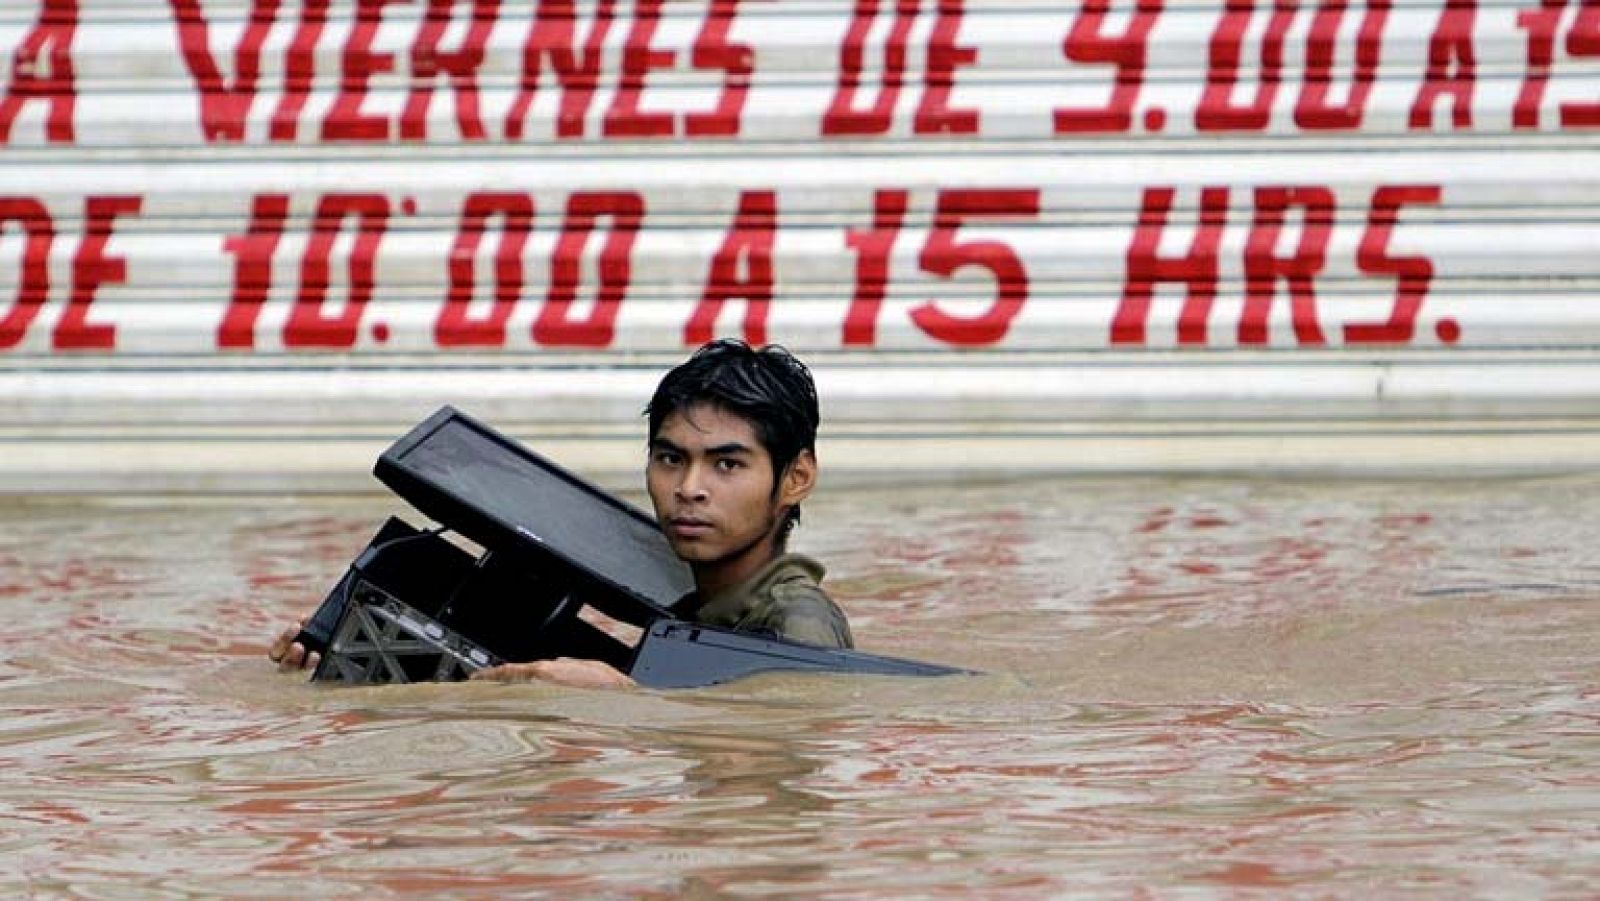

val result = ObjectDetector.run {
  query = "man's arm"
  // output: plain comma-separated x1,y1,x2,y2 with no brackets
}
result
267,609,636,687
471,658,636,689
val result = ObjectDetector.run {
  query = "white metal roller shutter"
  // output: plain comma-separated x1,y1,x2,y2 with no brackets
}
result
1,0,1597,491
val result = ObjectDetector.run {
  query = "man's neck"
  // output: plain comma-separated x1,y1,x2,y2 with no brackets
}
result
691,534,784,598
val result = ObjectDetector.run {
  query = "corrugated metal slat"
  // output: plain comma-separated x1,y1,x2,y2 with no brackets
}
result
1,0,1597,490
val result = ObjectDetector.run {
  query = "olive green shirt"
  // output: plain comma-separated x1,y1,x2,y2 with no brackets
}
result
674,553,854,649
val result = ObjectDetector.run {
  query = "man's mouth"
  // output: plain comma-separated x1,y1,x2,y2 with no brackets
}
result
668,517,714,539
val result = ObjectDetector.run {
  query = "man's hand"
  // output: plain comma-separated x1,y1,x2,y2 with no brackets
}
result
471,658,637,690
267,618,321,672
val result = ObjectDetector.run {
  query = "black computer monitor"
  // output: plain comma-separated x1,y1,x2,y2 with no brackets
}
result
374,406,692,625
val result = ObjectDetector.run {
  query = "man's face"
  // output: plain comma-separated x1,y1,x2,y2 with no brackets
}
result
646,403,785,567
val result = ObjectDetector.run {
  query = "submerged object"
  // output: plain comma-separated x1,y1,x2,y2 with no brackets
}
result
300,406,968,688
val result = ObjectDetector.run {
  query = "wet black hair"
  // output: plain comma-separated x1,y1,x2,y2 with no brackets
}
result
645,339,820,535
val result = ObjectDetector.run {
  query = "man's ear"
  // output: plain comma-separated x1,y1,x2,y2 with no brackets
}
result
779,448,817,508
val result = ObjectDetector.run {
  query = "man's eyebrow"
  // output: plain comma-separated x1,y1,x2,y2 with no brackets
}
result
649,438,754,456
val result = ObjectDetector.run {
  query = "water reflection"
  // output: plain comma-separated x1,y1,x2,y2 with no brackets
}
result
1,476,1598,894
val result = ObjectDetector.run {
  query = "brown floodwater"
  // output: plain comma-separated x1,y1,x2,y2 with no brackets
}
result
1,475,1597,896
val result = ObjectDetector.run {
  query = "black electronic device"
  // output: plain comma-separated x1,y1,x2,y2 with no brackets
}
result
631,620,967,688
301,516,637,674
301,406,970,688
374,405,691,624
315,580,502,684
296,516,476,655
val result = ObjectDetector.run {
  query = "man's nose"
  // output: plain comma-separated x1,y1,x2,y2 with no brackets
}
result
675,464,709,502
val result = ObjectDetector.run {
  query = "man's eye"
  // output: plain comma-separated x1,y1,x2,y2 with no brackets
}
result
653,451,682,466
715,458,743,472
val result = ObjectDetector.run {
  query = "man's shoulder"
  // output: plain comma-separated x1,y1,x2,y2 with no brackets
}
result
755,553,833,610
766,576,836,615
755,554,853,649
761,553,827,591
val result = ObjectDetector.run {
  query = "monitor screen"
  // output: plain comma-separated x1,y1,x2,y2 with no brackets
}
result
378,408,694,617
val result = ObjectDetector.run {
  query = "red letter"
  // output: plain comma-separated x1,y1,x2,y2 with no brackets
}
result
1197,0,1298,132
1513,0,1563,129
822,0,919,136
1408,0,1476,130
687,191,778,346
1111,187,1230,346
322,0,409,141
915,0,979,135
685,0,755,137
1344,185,1441,344
534,192,643,347
1054,0,1163,134
911,189,1039,346
0,198,54,350
54,196,140,350
218,194,289,349
169,0,282,142
269,0,330,141
603,0,675,138
842,190,909,346
436,192,534,347
1238,186,1335,346
1561,0,1600,127
1296,0,1390,130
505,0,617,139
284,194,390,348
403,0,499,141
0,0,78,144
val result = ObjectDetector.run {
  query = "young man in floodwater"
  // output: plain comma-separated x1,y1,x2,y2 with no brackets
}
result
268,339,852,688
